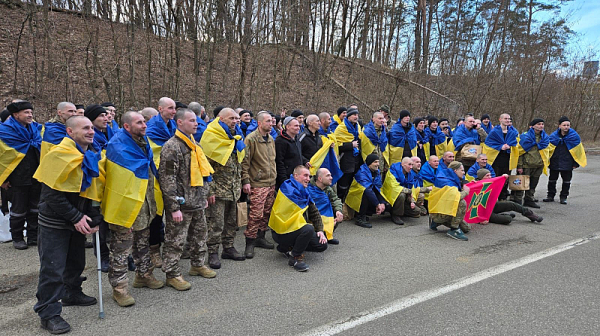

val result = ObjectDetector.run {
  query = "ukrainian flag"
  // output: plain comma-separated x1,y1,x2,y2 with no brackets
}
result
269,176,311,234
309,137,343,184
200,118,246,165
333,118,361,156
33,137,104,201
307,184,335,240
330,114,343,132
388,122,417,164
425,127,447,156
449,124,481,154
429,164,462,216
146,114,176,214
41,122,67,159
517,128,550,174
0,118,42,185
381,162,415,205
360,121,389,164
548,128,586,168
482,125,520,170
101,129,158,228
346,164,382,212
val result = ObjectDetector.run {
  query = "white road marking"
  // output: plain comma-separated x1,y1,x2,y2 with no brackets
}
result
298,232,600,336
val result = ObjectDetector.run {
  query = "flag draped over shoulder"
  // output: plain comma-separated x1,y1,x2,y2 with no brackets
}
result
450,124,481,150
381,162,415,205
359,122,388,163
388,122,417,164
0,118,42,185
482,125,519,170
333,118,361,156
463,176,506,223
482,122,493,134
240,119,258,137
194,116,208,143
419,162,437,184
268,176,312,234
548,128,587,168
428,165,463,217
330,114,343,132
41,122,67,158
101,130,158,228
416,129,430,158
34,137,104,201
309,136,343,185
345,164,382,212
106,120,119,140
307,184,335,240
466,162,496,181
425,126,447,156
175,129,214,186
517,128,550,174
146,114,176,165
92,128,112,153
200,118,246,165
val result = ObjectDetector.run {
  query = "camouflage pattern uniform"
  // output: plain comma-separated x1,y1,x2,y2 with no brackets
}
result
430,188,471,232
206,147,241,254
159,135,210,278
108,136,156,287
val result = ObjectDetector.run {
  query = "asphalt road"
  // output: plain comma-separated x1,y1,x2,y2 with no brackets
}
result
1,156,599,336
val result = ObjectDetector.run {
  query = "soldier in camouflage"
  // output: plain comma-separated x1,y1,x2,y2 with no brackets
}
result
159,109,215,291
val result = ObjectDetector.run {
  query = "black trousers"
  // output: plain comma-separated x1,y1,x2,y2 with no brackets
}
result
271,224,327,257
492,155,511,200
547,169,572,199
149,215,164,246
9,183,40,242
34,225,86,320
489,201,526,225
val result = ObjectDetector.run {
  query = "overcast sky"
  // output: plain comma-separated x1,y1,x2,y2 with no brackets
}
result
562,0,600,55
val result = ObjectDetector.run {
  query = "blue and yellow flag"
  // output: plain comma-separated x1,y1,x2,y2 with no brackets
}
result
416,129,430,159
548,128,586,168
268,176,312,234
482,125,519,170
450,124,481,152
102,129,158,228
194,116,208,143
240,119,258,138
309,137,343,185
307,184,335,240
34,137,104,201
345,164,382,213
91,128,112,153
146,114,176,214
381,162,416,205
333,118,361,157
466,162,496,181
329,114,343,132
517,128,550,174
200,118,246,165
174,129,214,186
41,122,67,159
360,122,388,164
424,127,448,157
429,163,463,216
0,117,42,185
388,122,417,164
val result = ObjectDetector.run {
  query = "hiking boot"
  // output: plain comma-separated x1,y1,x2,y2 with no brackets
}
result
559,197,567,205
133,272,164,289
40,316,71,334
61,291,97,306
150,244,163,268
542,197,554,202
221,247,246,261
189,265,217,278
391,215,404,225
327,238,339,245
112,282,135,307
165,276,191,291
288,254,309,272
523,200,540,209
355,215,372,228
208,253,221,269
13,240,28,250
523,208,543,223
447,228,468,241
429,218,439,231
244,238,256,259
127,255,136,271
255,230,275,249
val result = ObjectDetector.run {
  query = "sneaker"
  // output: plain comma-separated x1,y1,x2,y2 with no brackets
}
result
288,254,309,272
13,240,28,250
62,292,97,306
40,316,71,334
446,228,468,241
429,218,439,231
542,198,554,202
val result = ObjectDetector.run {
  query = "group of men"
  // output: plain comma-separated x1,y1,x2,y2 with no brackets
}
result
0,99,586,334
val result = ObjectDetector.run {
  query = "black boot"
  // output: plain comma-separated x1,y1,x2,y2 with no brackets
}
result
523,200,540,209
560,181,570,204
244,238,255,259
255,230,274,249
355,215,372,228
523,208,543,223
544,180,557,202
221,247,246,261
41,316,71,334
208,253,221,269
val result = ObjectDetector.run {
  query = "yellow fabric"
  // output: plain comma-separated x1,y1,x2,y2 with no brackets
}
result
411,186,420,201
388,146,418,164
482,143,519,170
381,170,402,205
310,137,335,175
175,130,214,187
423,142,431,159
148,138,162,167
268,192,308,234
359,132,390,165
423,180,433,200
465,173,475,182
333,114,343,126
570,143,587,168
332,121,361,147
200,118,245,165
517,143,551,175
345,180,366,213
447,139,456,154
101,160,148,228
148,138,164,215
321,216,335,240
435,143,447,157
428,186,461,217
40,141,56,160
0,139,26,185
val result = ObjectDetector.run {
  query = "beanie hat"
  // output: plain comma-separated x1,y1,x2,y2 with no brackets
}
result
399,110,410,119
346,108,359,118
75,104,85,110
365,154,379,166
336,107,347,116
213,106,225,118
476,168,491,181
439,118,449,123
291,109,304,118
558,116,570,124
7,101,33,114
0,109,11,122
84,104,106,122
101,102,115,108
175,101,187,109
529,118,544,127
240,110,253,118
283,116,295,128
379,105,390,113
413,117,425,126
481,114,490,121
427,116,439,125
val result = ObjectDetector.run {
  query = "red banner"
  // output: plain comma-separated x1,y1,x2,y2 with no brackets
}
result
463,176,507,224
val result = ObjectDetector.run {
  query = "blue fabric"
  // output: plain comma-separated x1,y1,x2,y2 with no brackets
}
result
92,127,110,152
270,127,279,139
425,126,447,146
330,120,339,132
193,116,208,143
549,128,581,150
111,120,119,130
69,136,101,192
519,128,549,152
388,162,416,189
467,162,496,178
434,164,463,191
415,129,429,145
42,122,67,145
307,184,333,217
354,164,382,192
343,118,360,156
279,174,312,208
146,114,176,146
363,122,388,153
106,129,157,179
318,126,331,136
0,117,41,153
485,125,518,152
482,122,493,134
419,162,437,183
219,120,246,153
240,119,258,137
389,121,417,149
452,124,481,148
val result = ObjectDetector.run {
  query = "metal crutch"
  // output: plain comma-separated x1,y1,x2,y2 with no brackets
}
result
95,230,105,319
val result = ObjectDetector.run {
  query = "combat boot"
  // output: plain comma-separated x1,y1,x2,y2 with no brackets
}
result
189,265,217,278
165,276,191,291
523,208,543,223
112,282,135,307
133,272,164,289
244,238,256,259
149,244,163,268
255,230,275,249
208,253,221,269
222,247,246,261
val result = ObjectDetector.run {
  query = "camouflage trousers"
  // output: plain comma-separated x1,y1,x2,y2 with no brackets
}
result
244,186,275,239
108,225,151,287
391,193,421,218
206,199,237,254
162,209,208,278
430,199,470,232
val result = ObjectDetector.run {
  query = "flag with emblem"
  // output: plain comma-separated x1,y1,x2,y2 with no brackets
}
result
463,176,506,223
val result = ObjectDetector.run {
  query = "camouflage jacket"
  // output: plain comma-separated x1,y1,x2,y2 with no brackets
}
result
159,135,209,213
208,148,242,201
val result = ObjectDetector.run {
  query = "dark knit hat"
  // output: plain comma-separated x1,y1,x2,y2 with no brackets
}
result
476,168,491,181
558,116,570,124
413,117,425,126
336,107,347,116
399,110,410,120
240,109,253,118
213,106,225,118
529,118,544,127
346,108,359,118
439,118,449,123
7,101,33,114
481,114,490,121
175,101,187,109
0,109,11,122
291,109,304,118
456,117,465,125
283,116,295,128
101,102,115,108
427,116,439,124
75,104,85,110
365,154,379,166
379,105,390,113
84,104,106,122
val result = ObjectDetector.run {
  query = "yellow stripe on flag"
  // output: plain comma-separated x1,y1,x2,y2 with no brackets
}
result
0,139,26,185
101,160,148,228
428,185,460,217
268,191,308,234
345,180,366,213
381,170,401,205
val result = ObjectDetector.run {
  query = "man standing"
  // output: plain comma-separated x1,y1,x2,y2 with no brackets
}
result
291,109,305,132
413,117,429,163
33,116,102,334
160,109,215,290
201,108,246,269
346,154,385,228
389,110,417,163
308,168,344,245
275,117,305,188
483,113,518,200
513,118,549,208
0,101,41,250
466,153,495,181
333,109,361,201
241,111,277,259
103,112,164,307
84,104,111,152
188,102,208,142
299,114,323,163
330,107,347,132
318,112,332,136
101,102,119,134
481,114,493,134
425,116,447,157
269,166,327,272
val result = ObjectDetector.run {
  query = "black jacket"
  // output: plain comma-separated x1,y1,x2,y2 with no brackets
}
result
299,128,323,163
275,131,306,187
8,146,39,186
338,121,360,174
549,132,578,171
38,183,103,231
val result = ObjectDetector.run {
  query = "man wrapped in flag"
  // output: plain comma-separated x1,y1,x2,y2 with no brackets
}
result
41,102,77,159
309,133,343,185
0,101,42,250
482,113,519,200
318,112,334,137
381,158,421,225
329,107,347,132
346,154,385,229
419,155,439,204
388,110,417,164
269,166,328,272
543,116,587,205
101,102,120,138
450,116,483,172
429,161,471,241
481,114,493,134
414,117,429,163
85,104,113,153
333,108,361,202
360,111,389,175
466,153,495,181
410,156,431,216
308,168,344,245
102,111,164,308
424,117,447,157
